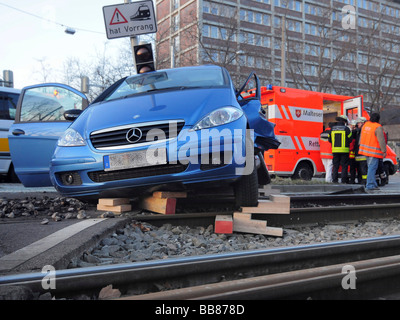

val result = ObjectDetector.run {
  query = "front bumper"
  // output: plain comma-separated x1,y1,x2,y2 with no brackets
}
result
49,119,250,197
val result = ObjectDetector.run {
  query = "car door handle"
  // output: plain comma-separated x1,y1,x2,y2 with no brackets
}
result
12,129,25,136
279,130,287,133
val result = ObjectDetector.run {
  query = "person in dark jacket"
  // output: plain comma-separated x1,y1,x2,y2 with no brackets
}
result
328,115,353,183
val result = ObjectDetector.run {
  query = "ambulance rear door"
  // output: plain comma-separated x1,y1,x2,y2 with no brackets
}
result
343,96,363,120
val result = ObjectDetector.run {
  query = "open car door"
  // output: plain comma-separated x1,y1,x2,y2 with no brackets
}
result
8,84,88,187
236,72,280,152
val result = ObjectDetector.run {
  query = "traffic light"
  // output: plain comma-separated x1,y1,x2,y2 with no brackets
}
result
134,43,155,74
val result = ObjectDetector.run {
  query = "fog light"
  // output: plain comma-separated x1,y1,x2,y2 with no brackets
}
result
59,172,82,186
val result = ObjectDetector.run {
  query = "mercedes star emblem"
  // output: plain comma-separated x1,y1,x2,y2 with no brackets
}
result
126,127,143,143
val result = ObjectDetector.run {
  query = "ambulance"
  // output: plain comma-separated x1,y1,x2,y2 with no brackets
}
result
255,85,398,181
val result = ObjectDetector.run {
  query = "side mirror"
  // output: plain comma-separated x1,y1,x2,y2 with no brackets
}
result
64,109,82,121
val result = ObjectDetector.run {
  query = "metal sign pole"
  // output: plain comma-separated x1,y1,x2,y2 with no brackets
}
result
124,0,138,67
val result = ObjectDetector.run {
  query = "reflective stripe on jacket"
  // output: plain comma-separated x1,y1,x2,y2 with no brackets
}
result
359,121,384,159
329,124,352,153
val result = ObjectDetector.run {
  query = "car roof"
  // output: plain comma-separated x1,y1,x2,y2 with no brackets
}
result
0,86,21,94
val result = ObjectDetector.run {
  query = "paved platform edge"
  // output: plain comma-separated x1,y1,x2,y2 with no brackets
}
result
0,217,130,276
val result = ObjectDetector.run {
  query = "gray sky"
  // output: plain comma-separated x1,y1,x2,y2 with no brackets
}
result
0,0,132,88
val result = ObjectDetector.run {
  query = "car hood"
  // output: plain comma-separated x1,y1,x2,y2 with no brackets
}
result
74,87,237,136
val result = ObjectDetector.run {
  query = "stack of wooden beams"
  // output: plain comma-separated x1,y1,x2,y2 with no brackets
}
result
97,198,132,214
139,191,187,215
215,194,290,237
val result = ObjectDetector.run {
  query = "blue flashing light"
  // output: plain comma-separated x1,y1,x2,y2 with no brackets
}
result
266,84,273,90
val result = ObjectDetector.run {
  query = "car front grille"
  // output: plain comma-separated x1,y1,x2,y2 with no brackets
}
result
90,120,185,150
87,163,188,183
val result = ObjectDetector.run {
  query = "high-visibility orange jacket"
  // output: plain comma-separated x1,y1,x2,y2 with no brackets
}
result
319,128,333,159
359,121,385,159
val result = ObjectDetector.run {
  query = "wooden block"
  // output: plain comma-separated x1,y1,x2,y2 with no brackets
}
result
233,212,283,237
98,198,130,206
265,226,283,237
270,194,290,203
241,199,290,214
214,215,233,234
233,212,252,220
233,212,267,234
153,191,187,199
258,186,280,196
140,196,177,215
97,203,132,214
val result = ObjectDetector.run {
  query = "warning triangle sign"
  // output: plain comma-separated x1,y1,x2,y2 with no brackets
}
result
110,8,128,25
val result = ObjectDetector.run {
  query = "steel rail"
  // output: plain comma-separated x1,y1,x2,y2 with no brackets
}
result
138,202,400,228
124,254,400,300
2,235,400,299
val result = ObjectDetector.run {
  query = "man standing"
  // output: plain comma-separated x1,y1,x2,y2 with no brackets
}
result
354,117,367,185
359,113,387,191
348,120,357,183
319,123,333,182
329,115,353,184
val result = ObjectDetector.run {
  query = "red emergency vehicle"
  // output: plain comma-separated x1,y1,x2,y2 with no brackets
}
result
255,85,398,180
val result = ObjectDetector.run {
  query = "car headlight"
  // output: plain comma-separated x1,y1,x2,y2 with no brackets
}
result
191,107,243,131
58,128,86,147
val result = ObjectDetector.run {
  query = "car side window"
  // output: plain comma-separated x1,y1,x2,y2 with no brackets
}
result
0,92,18,120
20,86,85,122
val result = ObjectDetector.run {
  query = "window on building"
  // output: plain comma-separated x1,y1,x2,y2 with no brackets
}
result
248,11,254,22
203,2,210,13
263,36,271,47
210,26,218,38
240,9,246,21
202,25,209,37
263,14,271,26
255,12,262,24
248,33,254,45
274,16,281,28
239,32,246,43
248,56,254,67
220,28,227,41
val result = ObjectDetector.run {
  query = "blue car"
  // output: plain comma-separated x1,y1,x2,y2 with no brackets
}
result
9,65,279,206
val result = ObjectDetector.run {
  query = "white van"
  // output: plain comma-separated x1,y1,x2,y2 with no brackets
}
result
0,86,20,181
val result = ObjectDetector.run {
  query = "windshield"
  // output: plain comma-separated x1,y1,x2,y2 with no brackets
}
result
104,66,227,101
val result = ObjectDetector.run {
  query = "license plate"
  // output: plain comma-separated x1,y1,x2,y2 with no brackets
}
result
104,148,167,171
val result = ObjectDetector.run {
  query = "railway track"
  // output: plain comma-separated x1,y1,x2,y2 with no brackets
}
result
2,190,400,300
2,235,400,300
141,192,400,228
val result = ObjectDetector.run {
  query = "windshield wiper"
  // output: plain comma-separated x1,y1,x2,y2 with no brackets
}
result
107,86,200,101
143,86,191,93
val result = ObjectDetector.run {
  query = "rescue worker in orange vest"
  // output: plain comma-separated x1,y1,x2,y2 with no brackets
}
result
354,117,367,185
348,120,357,183
359,113,387,191
319,123,334,182
328,115,352,184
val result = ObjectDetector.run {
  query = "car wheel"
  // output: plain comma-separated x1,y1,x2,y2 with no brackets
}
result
8,164,20,183
234,157,259,207
292,162,313,181
384,162,390,184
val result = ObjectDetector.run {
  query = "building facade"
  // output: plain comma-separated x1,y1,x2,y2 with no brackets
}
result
155,0,400,123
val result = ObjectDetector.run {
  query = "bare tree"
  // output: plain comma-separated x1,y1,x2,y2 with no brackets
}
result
356,14,400,118
62,40,135,101
284,5,357,93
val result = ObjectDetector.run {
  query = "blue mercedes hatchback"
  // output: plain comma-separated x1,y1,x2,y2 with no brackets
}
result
9,65,279,206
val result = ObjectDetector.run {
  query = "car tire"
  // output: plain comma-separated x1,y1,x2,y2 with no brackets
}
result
8,164,20,183
234,157,259,207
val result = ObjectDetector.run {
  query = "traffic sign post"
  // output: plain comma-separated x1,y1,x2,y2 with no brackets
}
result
103,1,157,40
